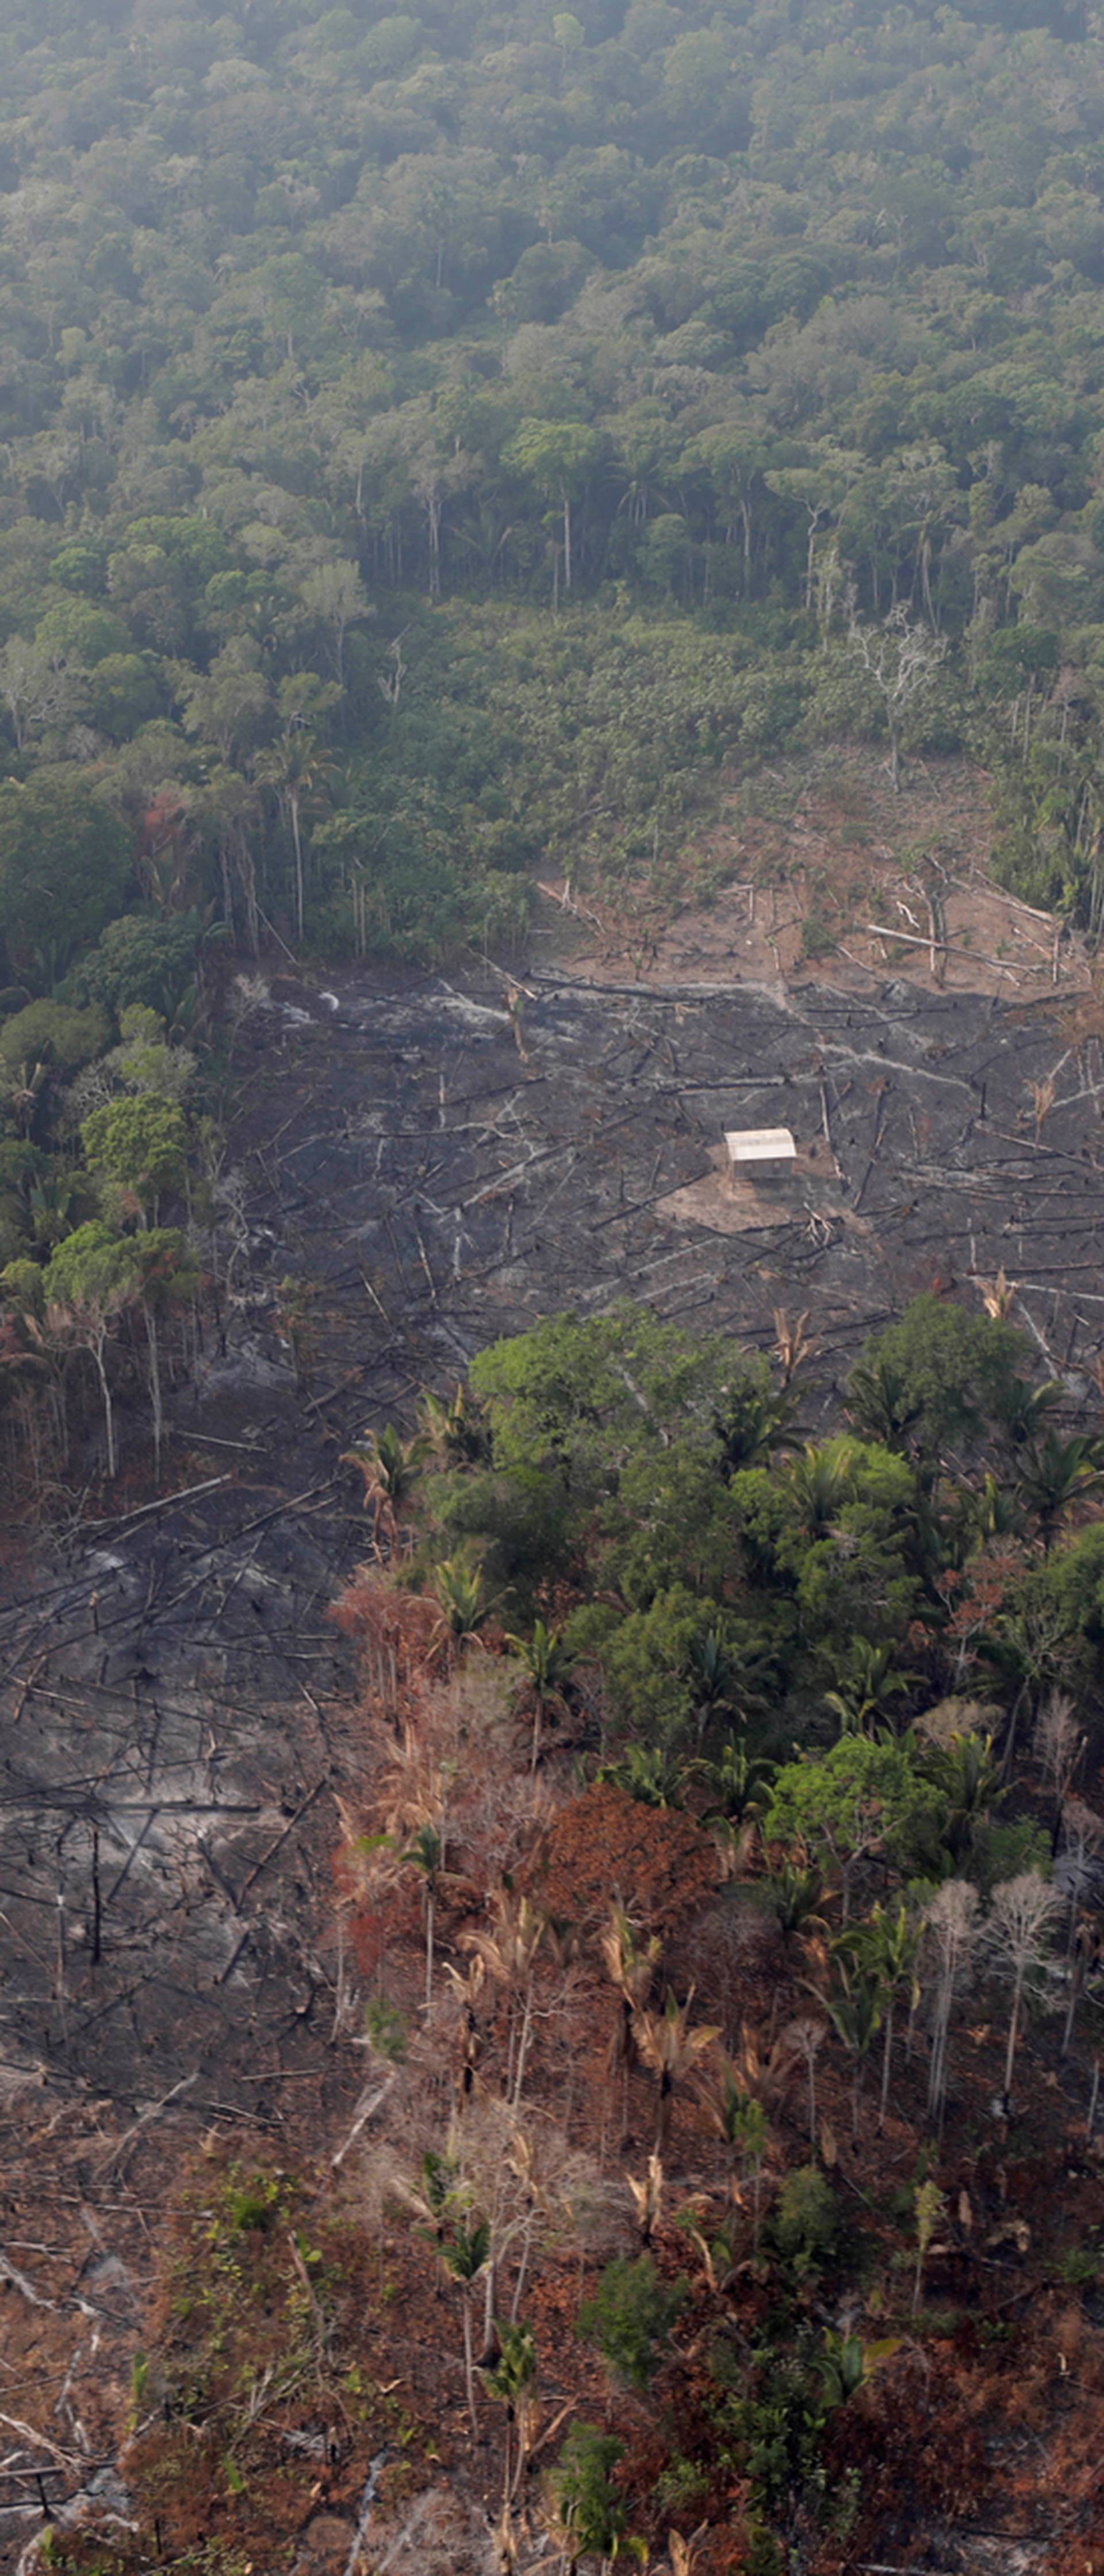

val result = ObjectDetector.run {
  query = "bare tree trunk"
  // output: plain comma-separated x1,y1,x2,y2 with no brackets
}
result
655,2071,673,2157
481,2255,499,2363
512,1979,534,2109
462,2290,478,2439
92,1335,116,1481
1004,1972,1022,2099
1063,1953,1083,2056
928,1991,950,2129
289,791,304,943
510,2217,536,2323
879,2001,894,2128
144,1301,163,1481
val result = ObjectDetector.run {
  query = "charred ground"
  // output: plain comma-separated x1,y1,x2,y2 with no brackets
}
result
6,938,1104,2102
3,930,1104,2567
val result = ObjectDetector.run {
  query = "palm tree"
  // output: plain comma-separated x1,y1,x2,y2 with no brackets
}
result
462,1889,549,2109
505,1618,575,1773
912,2179,945,2316
596,1743,687,1808
698,1734,775,1831
441,2215,492,2440
684,1628,773,1751
823,1958,884,2142
923,1729,1002,1869
342,1421,427,1553
788,1438,859,1537
684,1626,738,1746
432,1554,489,1652
980,1580,1079,1781
846,1355,924,1455
998,1375,1062,1452
978,1265,1018,1322
965,1469,1022,1546
1017,1431,1104,1547
600,1906,662,2129
714,1378,801,1474
823,1639,913,1739
834,1900,919,2126
253,728,336,942
787,2017,826,2149
419,1378,493,1467
482,2320,538,2512
819,2328,868,2406
766,1856,825,1951
773,1305,818,1387
634,1989,720,2156
374,1722,448,1846
401,1820,443,2011
627,2151,665,2248
700,2058,769,2248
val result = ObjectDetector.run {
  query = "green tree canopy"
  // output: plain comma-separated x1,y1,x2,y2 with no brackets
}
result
766,1735,947,1900
0,776,132,987
80,1096,189,1220
849,1296,1027,1459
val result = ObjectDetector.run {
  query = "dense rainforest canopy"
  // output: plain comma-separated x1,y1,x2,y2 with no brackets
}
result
1,0,1104,988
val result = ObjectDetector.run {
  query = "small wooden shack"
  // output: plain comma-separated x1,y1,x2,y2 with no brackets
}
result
724,1126,796,1188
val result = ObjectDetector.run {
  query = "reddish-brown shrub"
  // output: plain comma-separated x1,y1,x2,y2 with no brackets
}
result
520,1782,719,1938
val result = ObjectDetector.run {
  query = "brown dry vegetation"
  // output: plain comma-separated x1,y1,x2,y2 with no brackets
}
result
7,782,1104,2575
539,748,1090,1007
15,1544,1102,2576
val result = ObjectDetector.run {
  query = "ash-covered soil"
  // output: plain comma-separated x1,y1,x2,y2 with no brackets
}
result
5,956,1104,2111
3,949,1104,2552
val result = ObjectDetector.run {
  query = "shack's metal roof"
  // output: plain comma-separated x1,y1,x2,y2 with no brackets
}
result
724,1126,796,1162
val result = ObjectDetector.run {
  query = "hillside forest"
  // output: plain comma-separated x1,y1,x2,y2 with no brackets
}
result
34,1294,1104,2575
5,0,1104,2571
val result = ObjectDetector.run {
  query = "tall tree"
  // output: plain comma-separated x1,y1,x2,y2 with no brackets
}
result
986,1870,1063,2104
0,776,131,988
504,420,607,598
634,1988,719,2156
43,1221,139,1482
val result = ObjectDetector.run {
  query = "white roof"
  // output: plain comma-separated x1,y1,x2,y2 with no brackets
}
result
724,1126,796,1162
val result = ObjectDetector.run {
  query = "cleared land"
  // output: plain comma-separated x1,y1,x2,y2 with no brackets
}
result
3,892,1104,2558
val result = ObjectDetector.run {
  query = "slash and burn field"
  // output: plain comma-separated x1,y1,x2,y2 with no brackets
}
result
4,900,1104,2573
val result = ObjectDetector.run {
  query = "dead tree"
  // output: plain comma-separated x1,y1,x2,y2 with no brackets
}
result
924,1879,979,2133
846,601,948,792
986,1869,1063,2105
1034,1690,1084,1851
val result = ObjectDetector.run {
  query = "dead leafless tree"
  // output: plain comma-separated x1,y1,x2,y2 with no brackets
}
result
788,2016,827,2150
846,601,948,792
773,1306,818,1387
1034,1690,1084,1849
978,1266,1017,1321
924,1879,979,2132
986,1869,1063,2104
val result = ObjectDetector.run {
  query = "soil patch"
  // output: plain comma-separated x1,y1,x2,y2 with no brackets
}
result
533,747,1090,1006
